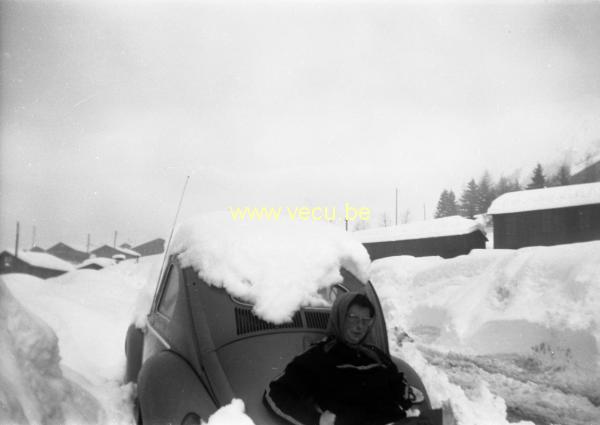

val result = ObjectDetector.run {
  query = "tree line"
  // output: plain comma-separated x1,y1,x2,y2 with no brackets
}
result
435,162,574,219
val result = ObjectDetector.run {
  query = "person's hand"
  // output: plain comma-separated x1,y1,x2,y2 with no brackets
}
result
319,410,336,425
406,408,421,418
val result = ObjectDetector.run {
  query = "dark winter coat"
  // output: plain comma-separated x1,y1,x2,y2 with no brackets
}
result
264,292,412,425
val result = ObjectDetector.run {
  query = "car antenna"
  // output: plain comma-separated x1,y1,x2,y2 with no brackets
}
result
152,175,190,309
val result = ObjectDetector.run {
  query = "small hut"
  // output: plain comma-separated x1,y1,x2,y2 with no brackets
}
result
352,216,487,260
488,182,600,249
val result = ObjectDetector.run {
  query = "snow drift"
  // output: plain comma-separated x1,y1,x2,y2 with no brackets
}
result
0,279,102,425
371,241,600,425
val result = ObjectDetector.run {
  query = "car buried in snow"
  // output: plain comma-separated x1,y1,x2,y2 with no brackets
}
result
124,257,443,425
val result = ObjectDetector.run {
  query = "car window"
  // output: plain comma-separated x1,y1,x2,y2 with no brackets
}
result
158,265,179,319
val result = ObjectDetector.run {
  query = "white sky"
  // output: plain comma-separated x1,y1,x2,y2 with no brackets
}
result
1,0,600,249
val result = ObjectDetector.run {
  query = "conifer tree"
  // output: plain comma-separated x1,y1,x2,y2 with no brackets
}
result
477,171,496,213
495,176,511,197
435,190,459,218
446,190,458,216
527,163,546,189
550,164,571,186
459,179,479,218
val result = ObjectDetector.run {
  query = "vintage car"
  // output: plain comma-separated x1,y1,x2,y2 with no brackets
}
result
124,255,443,425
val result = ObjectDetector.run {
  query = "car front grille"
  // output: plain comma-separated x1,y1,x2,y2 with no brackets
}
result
304,311,330,329
234,308,303,335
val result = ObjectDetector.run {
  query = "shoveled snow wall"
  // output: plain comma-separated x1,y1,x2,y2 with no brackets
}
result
0,279,102,425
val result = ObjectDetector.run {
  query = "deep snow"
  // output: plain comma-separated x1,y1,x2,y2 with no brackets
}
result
169,212,371,323
1,232,599,424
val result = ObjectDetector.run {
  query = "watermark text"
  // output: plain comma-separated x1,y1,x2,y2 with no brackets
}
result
228,203,370,222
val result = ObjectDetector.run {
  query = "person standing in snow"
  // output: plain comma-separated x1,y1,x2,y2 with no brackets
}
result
265,292,419,425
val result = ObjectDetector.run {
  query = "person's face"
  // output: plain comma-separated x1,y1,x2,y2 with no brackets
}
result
343,304,373,345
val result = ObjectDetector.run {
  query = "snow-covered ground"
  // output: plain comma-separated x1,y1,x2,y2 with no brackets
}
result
1,233,599,424
371,242,600,425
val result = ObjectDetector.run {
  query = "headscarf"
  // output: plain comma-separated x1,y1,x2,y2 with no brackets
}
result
326,292,377,348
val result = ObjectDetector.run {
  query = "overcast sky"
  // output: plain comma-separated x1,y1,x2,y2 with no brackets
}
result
2,0,600,250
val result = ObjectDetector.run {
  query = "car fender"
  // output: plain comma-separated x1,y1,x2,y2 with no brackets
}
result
124,323,144,384
138,350,217,425
392,356,432,411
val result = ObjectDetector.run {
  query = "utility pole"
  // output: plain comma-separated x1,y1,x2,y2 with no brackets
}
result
31,225,36,249
86,234,91,253
345,218,348,232
423,204,426,220
15,221,20,257
395,188,398,226
113,231,118,248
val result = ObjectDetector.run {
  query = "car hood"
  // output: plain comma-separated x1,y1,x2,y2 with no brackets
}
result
215,331,326,423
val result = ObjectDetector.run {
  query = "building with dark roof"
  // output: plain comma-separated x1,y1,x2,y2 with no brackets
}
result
133,238,165,256
47,242,90,264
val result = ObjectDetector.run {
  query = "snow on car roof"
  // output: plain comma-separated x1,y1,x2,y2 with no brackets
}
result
16,250,75,272
488,181,600,215
170,212,371,324
351,215,485,244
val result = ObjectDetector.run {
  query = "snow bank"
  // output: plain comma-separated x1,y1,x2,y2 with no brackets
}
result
5,257,162,385
372,242,600,362
4,255,162,424
372,241,600,424
352,215,486,243
0,278,102,424
170,212,371,323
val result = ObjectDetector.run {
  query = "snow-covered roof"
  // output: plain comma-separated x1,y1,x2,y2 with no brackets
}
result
351,216,486,244
77,257,116,269
488,182,600,215
14,250,75,272
170,212,371,324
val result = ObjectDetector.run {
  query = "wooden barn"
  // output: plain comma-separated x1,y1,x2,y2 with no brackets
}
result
133,238,165,256
47,242,90,264
91,245,141,260
487,181,600,249
352,216,487,260
0,250,75,279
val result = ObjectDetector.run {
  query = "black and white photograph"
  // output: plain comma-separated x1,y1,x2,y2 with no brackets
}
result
1,1,599,424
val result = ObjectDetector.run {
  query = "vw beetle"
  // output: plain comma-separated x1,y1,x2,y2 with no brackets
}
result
124,255,442,424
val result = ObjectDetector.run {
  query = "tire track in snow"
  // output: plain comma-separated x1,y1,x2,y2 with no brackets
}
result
419,347,600,425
